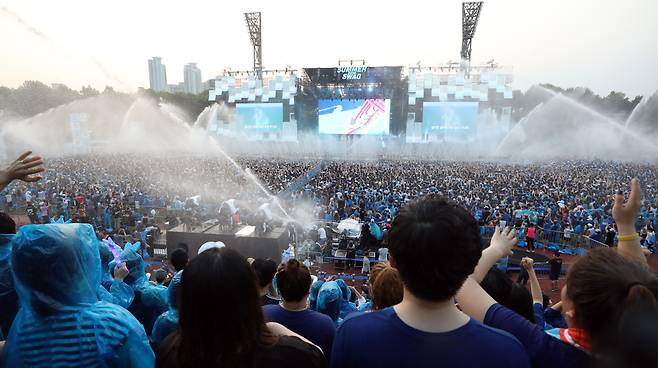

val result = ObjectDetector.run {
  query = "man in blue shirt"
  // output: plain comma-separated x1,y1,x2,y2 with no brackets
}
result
264,259,336,362
331,195,531,368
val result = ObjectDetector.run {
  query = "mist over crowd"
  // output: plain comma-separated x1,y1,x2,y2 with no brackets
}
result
1,79,657,161
2,0,658,366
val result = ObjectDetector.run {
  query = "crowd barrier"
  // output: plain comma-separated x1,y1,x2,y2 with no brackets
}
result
322,256,387,263
312,219,608,257
479,225,610,256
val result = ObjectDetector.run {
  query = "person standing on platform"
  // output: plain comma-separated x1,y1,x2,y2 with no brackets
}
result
605,224,616,247
548,252,563,292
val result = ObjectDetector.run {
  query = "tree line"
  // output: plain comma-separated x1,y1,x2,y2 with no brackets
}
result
0,80,654,129
512,84,645,123
0,81,209,120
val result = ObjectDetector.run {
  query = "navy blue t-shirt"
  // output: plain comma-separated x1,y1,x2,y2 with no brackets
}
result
263,304,336,361
330,307,531,368
484,303,588,368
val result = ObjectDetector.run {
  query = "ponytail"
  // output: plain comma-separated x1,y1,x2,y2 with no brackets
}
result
602,282,658,368
566,249,658,352
624,283,658,311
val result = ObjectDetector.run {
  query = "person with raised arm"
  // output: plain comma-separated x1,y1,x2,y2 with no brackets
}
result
331,195,530,368
0,151,44,192
457,178,658,368
521,257,551,329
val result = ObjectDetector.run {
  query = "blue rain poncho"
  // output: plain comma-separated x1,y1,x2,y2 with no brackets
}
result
309,280,324,311
369,221,383,241
5,223,154,367
151,270,182,348
97,241,134,309
0,234,18,337
317,281,343,325
115,247,168,336
335,278,358,320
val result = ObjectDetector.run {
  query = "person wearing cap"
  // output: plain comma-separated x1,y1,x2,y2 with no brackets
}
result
197,241,225,255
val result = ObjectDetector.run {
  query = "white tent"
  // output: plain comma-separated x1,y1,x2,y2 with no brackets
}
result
337,218,361,238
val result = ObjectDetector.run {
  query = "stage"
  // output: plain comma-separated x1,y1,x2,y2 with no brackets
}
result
166,223,289,260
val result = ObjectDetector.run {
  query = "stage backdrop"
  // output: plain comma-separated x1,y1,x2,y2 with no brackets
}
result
318,99,390,135
422,102,478,140
236,103,283,133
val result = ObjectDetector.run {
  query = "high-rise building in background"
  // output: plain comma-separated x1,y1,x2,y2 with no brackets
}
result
148,57,167,92
183,63,202,94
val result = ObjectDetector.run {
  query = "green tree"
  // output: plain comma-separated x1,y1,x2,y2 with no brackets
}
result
80,85,100,98
512,84,645,123
143,88,212,122
9,81,59,116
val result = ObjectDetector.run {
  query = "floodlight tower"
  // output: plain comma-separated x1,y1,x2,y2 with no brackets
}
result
244,12,263,79
460,2,483,77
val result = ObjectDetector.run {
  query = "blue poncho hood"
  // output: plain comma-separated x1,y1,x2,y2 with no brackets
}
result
317,281,342,322
309,279,324,311
11,224,101,315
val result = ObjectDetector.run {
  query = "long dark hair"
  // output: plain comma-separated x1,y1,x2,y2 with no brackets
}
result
481,267,534,322
174,247,275,366
567,248,658,360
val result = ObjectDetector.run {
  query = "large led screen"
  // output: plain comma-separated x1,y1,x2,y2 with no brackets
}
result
236,103,283,132
422,102,478,139
318,99,390,135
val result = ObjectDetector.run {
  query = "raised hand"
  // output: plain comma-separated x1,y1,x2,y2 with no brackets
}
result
612,178,642,229
0,151,44,190
114,263,130,281
612,178,647,264
521,257,534,270
489,226,518,258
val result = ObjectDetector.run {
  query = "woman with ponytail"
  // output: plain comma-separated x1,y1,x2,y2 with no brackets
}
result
457,178,658,368
563,248,658,367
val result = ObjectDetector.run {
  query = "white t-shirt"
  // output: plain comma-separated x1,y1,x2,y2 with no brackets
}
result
318,227,327,240
378,248,389,261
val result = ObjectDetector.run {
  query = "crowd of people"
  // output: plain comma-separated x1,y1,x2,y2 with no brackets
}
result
1,151,658,367
2,155,657,251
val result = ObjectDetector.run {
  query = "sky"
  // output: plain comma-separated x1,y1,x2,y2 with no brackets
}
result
1,0,657,97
